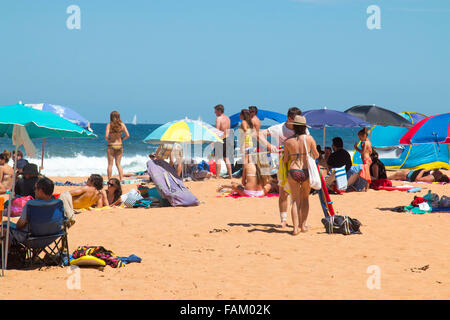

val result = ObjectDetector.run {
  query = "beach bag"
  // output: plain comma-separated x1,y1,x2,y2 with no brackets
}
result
334,165,348,191
321,215,362,235
4,196,34,217
197,160,210,172
147,159,199,207
121,189,143,208
439,196,450,208
303,136,321,190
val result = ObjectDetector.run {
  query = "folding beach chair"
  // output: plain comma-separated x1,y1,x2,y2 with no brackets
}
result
9,199,69,268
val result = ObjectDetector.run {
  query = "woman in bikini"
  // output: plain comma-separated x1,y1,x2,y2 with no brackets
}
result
100,178,123,207
388,168,450,183
283,115,319,235
105,111,130,182
0,151,15,194
239,109,254,164
217,153,271,197
354,128,373,191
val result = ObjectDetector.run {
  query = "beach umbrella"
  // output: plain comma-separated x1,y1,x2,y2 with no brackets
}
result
230,109,287,129
303,108,369,148
345,105,413,128
24,103,92,131
143,118,224,144
24,103,93,172
0,103,96,277
399,113,450,145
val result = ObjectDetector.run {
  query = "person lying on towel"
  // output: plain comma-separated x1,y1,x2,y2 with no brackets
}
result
388,169,449,184
58,174,104,226
217,154,273,197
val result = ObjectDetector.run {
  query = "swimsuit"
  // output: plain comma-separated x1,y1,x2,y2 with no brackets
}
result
243,189,265,197
288,169,309,183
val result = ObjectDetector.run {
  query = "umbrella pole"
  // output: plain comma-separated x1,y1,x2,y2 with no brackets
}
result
40,138,45,174
323,127,326,149
3,143,19,275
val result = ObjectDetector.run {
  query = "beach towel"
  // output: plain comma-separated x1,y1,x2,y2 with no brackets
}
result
278,150,290,194
217,192,279,199
58,191,76,227
71,246,130,268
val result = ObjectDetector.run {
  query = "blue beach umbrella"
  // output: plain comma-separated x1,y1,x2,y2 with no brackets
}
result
0,103,96,276
25,103,92,131
303,108,369,148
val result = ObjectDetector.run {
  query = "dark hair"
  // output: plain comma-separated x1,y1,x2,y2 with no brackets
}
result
332,137,344,149
13,150,24,158
358,127,369,137
89,174,104,190
433,170,450,183
287,107,302,119
240,109,253,129
0,152,10,163
293,124,307,135
35,177,54,196
248,106,258,115
214,104,224,113
108,178,122,203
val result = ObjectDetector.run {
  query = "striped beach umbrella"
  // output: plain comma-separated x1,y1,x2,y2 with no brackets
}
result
144,118,224,144
400,113,450,145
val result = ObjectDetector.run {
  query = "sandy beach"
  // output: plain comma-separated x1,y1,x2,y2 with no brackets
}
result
1,175,449,300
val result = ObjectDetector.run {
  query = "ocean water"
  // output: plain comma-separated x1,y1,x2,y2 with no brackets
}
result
0,123,361,177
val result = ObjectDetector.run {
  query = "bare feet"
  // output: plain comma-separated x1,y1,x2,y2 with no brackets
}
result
301,226,309,233
292,229,301,236
280,220,287,228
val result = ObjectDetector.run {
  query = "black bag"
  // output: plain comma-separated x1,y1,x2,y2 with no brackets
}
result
321,215,362,235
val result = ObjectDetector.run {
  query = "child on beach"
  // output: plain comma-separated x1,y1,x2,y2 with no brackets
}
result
354,128,373,191
217,154,271,197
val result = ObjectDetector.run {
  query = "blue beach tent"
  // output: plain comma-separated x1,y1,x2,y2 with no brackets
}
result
352,112,450,170
229,109,287,128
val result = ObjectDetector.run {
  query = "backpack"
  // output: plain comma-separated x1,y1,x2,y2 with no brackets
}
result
321,215,362,235
147,159,199,207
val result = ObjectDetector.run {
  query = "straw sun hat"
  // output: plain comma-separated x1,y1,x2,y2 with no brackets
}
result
288,115,311,128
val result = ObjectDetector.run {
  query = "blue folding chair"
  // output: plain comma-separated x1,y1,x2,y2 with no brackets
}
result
10,199,69,268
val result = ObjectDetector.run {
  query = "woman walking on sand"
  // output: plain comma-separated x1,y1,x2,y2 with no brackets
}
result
105,111,130,182
283,115,319,235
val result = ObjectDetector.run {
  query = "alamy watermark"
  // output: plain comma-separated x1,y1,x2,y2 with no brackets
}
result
367,5,381,30
66,5,81,30
66,266,81,290
366,265,381,290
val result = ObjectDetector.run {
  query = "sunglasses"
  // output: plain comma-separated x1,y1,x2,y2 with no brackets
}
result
107,182,114,187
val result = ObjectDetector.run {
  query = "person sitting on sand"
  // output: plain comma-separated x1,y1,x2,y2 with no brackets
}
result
388,169,449,183
12,150,29,174
369,151,387,181
15,163,40,198
217,153,271,197
58,174,104,226
100,178,123,207
283,115,319,235
0,151,14,194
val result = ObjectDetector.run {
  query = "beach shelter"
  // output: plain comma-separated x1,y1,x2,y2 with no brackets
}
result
345,105,413,128
303,108,369,148
24,103,93,172
399,113,450,145
352,112,450,170
0,103,97,276
229,109,287,129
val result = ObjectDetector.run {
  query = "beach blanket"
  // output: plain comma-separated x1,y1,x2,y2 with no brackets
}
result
217,192,279,199
54,181,85,186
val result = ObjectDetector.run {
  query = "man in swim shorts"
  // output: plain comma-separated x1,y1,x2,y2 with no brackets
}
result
214,104,233,179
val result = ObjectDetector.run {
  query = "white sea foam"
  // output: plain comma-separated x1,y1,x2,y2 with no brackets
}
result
27,154,151,177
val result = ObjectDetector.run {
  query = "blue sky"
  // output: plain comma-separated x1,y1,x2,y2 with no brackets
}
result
0,0,449,124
